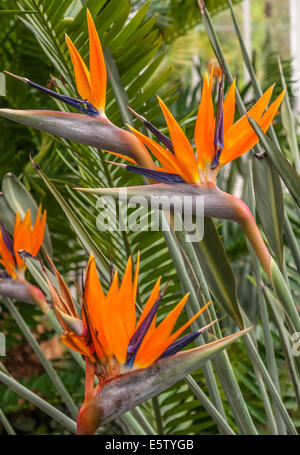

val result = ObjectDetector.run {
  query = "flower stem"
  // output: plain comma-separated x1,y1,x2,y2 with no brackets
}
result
0,407,15,435
229,194,300,332
2,297,79,420
0,371,77,433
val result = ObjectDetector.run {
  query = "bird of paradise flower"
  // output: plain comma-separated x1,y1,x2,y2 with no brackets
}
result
0,206,46,279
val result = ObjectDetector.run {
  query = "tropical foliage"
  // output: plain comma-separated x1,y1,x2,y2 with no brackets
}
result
0,0,299,436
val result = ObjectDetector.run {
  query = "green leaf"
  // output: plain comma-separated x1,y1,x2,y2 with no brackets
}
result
0,192,16,233
30,158,111,283
253,155,284,268
278,57,300,174
248,116,300,208
193,218,243,328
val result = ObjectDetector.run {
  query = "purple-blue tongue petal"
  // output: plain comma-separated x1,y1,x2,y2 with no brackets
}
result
126,283,168,367
125,165,185,184
159,320,218,360
0,222,15,261
4,72,99,116
127,106,174,153
211,74,224,169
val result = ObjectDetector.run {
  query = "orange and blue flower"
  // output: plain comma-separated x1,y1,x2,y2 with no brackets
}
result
0,206,46,279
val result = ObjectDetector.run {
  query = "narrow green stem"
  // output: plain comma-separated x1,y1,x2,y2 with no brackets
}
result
257,289,286,433
284,213,300,276
131,407,156,435
0,371,77,434
0,407,16,435
185,376,235,435
243,334,298,435
160,212,257,434
213,350,258,435
244,162,285,433
120,411,147,435
2,297,79,420
264,287,300,418
152,397,164,434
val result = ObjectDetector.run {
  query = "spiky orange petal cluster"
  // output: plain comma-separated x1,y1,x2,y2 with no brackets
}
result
52,252,209,374
65,9,107,112
0,206,46,278
128,73,285,184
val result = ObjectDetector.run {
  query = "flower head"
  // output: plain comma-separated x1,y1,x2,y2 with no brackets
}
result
65,9,107,114
0,206,46,279
5,9,106,117
125,71,285,184
45,252,211,380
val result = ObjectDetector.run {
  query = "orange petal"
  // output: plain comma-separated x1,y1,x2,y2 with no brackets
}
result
87,9,107,111
194,72,215,168
223,79,236,136
138,301,211,369
102,271,129,364
221,90,285,165
13,211,32,268
32,205,46,255
134,293,190,368
127,125,184,176
61,333,95,362
104,150,137,165
133,252,140,306
84,253,110,360
157,97,200,183
119,256,136,338
224,85,274,151
65,34,92,103
136,277,161,330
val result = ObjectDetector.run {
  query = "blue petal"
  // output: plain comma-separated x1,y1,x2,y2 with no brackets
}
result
126,284,167,368
125,165,185,184
0,222,15,261
159,330,201,359
5,72,99,116
128,106,173,153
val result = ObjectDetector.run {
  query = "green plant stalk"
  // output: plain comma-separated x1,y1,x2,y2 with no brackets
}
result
256,279,286,434
228,194,300,332
244,345,278,435
263,287,300,417
160,212,257,434
185,376,236,435
161,214,227,423
245,162,285,433
0,407,15,435
0,371,77,433
131,408,156,435
152,397,164,434
269,259,300,332
278,56,300,174
243,334,298,434
2,297,79,420
119,411,148,435
284,213,300,276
